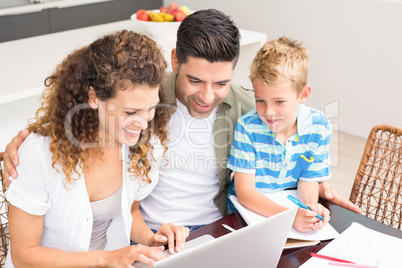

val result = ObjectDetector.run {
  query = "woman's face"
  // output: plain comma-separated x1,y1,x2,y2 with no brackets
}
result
96,84,160,148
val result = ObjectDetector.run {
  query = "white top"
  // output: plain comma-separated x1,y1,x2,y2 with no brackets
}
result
140,99,222,229
5,133,162,267
89,186,123,251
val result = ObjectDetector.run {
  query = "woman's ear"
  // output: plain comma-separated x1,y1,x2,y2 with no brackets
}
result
299,85,312,104
88,87,99,109
171,48,179,74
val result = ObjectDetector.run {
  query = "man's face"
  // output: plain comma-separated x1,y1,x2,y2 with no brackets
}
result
172,53,234,119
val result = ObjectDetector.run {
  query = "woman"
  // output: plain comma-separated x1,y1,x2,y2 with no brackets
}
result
5,30,188,267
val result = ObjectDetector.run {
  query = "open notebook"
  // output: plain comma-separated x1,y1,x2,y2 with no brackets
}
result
229,189,339,248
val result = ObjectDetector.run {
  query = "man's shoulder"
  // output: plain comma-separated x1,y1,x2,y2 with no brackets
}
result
227,82,255,112
230,82,254,98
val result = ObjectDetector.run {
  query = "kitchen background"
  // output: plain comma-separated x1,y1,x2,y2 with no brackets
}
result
1,0,401,198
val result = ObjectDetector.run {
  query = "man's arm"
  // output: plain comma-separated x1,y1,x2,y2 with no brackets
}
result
319,181,362,214
3,129,30,186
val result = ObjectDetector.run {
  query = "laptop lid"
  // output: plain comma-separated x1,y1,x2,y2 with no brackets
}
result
144,208,297,268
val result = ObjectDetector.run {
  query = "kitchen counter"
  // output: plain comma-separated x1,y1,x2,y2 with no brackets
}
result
0,0,112,16
0,19,266,150
0,19,266,105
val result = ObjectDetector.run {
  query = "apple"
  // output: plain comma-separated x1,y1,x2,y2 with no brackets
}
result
136,9,150,21
167,2,179,14
174,10,186,22
160,6,168,13
179,5,190,15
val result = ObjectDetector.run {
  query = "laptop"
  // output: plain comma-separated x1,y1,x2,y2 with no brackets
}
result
134,208,297,268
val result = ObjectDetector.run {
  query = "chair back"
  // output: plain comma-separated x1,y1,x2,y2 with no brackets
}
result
349,124,402,229
0,152,9,267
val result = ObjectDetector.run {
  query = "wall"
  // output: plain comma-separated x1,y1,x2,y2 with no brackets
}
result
166,0,402,138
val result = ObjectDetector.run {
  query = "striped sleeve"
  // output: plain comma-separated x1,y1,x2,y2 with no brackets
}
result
299,114,332,181
226,117,256,174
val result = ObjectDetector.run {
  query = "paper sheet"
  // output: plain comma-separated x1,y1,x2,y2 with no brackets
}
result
229,190,339,241
299,222,402,268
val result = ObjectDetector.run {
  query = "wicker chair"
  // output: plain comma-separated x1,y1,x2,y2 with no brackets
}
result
349,124,402,230
0,152,9,267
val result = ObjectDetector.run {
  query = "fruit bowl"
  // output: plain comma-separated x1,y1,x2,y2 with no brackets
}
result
130,10,183,39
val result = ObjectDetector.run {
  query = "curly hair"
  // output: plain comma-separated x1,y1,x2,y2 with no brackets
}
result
28,30,169,185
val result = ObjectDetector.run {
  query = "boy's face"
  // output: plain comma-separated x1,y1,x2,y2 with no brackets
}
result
172,50,234,119
253,79,311,140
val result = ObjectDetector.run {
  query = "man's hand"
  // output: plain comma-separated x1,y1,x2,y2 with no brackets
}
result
319,181,363,214
3,129,30,187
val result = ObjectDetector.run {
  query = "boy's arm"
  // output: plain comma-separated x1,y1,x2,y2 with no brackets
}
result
298,180,330,229
235,172,320,232
297,180,319,205
234,172,288,217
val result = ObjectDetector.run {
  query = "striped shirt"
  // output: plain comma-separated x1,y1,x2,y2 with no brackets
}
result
227,104,332,201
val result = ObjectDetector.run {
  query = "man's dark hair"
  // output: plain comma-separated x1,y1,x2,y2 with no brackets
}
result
175,9,241,68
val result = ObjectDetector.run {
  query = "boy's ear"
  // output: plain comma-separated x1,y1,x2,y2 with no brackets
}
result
88,87,99,109
171,48,179,74
299,85,311,104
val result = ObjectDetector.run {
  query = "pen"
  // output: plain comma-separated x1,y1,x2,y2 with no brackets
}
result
222,224,236,233
287,195,324,221
328,260,378,268
311,253,355,264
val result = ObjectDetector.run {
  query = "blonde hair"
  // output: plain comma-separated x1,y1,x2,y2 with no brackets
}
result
249,37,309,94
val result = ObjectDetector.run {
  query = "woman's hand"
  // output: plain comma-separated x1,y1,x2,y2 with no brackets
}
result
147,223,189,254
106,244,165,268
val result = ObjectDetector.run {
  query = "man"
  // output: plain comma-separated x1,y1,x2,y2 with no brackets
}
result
3,9,362,233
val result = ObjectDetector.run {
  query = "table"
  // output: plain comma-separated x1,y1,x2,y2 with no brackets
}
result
187,199,402,268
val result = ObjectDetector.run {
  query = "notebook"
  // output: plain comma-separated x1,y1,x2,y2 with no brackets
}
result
300,222,402,267
229,189,339,248
134,207,297,268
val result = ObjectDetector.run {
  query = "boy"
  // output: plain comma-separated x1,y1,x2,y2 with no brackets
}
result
227,37,331,232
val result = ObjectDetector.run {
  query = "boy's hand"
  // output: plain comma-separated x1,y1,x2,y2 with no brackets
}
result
3,129,30,187
292,208,320,232
307,203,330,230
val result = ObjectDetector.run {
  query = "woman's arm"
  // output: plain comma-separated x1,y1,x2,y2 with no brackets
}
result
9,204,164,268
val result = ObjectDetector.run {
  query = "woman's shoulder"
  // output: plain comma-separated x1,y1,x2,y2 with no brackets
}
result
19,132,52,157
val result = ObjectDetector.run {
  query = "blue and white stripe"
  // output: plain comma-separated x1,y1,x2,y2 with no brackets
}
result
226,104,332,207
